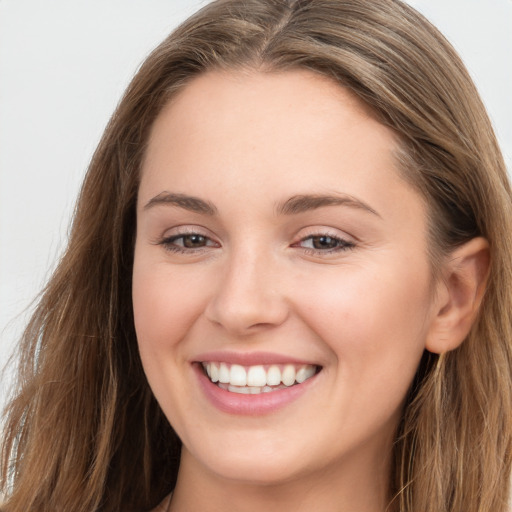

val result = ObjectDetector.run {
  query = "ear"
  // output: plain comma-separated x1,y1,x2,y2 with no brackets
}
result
426,237,490,354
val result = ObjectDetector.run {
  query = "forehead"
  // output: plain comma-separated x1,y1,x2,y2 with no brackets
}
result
146,69,384,147
143,70,397,178
139,69,424,226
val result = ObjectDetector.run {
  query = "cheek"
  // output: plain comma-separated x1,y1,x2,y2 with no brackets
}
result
131,254,215,416
132,255,209,355
293,262,432,383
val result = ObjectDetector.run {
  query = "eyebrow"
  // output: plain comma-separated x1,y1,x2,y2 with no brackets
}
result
276,194,381,217
143,192,217,215
143,191,380,218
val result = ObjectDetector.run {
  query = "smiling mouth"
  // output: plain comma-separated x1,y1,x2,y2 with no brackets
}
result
201,362,320,395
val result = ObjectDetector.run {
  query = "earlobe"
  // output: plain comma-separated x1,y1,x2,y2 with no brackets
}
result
426,237,490,354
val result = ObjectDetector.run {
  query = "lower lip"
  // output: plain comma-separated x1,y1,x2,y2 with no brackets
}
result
194,364,318,416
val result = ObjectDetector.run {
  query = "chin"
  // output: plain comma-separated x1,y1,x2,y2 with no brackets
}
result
212,460,301,486
188,440,308,486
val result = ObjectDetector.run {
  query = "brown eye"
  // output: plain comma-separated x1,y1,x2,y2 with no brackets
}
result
160,232,219,253
181,234,207,248
311,236,339,249
297,234,355,254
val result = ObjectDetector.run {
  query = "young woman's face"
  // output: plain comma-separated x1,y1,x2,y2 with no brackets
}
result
133,70,439,488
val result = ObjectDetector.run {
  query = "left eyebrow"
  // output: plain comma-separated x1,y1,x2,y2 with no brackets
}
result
275,194,381,218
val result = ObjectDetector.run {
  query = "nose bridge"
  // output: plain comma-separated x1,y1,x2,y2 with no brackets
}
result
205,243,288,333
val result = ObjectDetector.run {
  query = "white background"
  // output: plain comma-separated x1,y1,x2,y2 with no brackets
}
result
1,0,511,409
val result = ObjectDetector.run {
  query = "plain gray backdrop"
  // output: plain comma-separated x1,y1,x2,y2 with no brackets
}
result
1,0,511,410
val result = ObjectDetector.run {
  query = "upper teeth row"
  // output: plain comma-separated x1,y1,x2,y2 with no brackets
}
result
202,362,316,387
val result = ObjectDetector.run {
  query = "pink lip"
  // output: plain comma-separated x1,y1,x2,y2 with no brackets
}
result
194,350,316,366
193,363,319,416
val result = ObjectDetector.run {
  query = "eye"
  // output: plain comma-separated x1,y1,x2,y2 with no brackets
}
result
174,234,208,248
159,232,219,253
296,234,355,254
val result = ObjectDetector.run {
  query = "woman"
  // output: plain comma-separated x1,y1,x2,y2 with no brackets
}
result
1,0,511,511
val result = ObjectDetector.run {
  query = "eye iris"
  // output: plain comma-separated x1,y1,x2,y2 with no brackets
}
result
183,234,206,248
312,236,338,249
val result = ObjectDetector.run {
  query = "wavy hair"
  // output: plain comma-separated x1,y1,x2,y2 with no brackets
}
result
2,1,511,510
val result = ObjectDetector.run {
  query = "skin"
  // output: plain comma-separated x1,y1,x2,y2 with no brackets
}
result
133,69,488,512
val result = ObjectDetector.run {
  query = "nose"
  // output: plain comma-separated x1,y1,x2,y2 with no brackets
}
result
204,248,289,335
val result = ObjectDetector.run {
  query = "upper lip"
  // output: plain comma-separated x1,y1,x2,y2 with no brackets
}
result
194,351,320,367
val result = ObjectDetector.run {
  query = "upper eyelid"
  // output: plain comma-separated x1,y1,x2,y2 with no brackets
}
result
150,226,217,248
295,226,357,243
160,224,216,238
298,232,348,241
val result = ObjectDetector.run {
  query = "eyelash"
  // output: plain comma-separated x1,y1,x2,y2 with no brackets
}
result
295,234,355,255
159,232,218,254
158,231,355,256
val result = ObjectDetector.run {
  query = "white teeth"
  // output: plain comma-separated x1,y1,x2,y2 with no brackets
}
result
202,361,317,392
247,365,266,387
266,365,281,386
230,364,247,386
227,384,289,394
218,363,230,383
282,364,296,386
210,362,219,383
296,365,316,383
228,384,250,394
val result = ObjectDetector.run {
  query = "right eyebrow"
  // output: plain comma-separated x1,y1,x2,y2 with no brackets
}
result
143,191,217,215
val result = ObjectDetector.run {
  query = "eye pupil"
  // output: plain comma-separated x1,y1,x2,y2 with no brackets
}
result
183,234,206,248
312,236,338,249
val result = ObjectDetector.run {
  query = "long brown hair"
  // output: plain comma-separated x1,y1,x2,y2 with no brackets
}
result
2,1,511,510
